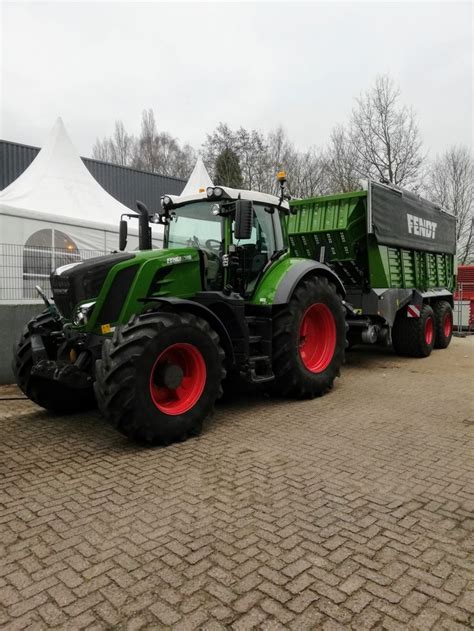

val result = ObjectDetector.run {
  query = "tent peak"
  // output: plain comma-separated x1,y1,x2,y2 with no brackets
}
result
0,117,130,226
180,158,213,196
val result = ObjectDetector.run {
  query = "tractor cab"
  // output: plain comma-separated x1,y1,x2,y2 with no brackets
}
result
159,186,289,297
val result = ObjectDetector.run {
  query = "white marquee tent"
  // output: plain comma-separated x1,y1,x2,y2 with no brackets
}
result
0,117,143,250
180,157,213,196
0,118,156,300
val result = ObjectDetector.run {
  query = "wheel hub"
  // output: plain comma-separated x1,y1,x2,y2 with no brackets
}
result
155,363,184,389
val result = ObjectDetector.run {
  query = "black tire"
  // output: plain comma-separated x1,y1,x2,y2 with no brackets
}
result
392,304,435,358
433,301,453,349
271,276,346,398
94,311,226,445
12,311,96,414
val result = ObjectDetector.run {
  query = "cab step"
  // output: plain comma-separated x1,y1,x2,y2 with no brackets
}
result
245,354,274,384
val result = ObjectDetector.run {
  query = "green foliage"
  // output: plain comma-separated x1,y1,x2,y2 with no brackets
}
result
214,147,243,188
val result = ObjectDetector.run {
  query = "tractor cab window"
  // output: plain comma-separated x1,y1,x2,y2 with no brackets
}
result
233,205,276,295
167,202,222,252
167,201,223,290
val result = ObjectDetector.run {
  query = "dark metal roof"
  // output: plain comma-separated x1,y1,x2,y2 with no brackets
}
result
0,139,186,211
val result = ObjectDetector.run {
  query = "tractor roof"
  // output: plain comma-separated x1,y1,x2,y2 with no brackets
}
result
165,186,290,212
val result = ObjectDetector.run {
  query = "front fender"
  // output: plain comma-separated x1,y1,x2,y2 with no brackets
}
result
140,297,235,365
250,258,346,306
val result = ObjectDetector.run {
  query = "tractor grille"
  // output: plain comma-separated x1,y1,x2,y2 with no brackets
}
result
50,253,135,320
50,275,75,318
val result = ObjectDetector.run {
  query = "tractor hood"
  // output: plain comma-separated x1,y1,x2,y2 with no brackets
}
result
50,248,202,322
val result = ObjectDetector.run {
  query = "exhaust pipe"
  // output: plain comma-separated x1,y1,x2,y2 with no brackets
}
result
135,200,152,250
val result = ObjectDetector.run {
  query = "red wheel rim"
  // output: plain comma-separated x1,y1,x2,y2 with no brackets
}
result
443,313,452,338
149,343,206,415
425,317,434,345
299,303,337,373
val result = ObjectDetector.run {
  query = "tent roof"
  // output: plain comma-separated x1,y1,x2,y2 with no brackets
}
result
180,157,213,196
0,118,130,227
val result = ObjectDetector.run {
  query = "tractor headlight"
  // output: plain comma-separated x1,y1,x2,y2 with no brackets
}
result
73,301,96,326
213,187,223,198
206,187,215,198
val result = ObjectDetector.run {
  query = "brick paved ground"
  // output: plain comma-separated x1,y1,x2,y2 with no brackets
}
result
0,337,473,631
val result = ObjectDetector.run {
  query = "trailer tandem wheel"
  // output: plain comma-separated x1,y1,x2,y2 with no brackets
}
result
433,301,453,349
392,304,436,358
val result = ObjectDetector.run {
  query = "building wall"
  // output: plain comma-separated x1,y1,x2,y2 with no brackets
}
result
0,302,41,384
0,139,186,210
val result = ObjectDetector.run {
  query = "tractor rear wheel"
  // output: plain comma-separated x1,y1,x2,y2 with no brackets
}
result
94,311,225,445
271,276,346,398
433,301,453,349
12,311,96,414
392,304,435,358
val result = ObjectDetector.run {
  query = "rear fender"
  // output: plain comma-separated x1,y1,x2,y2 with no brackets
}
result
251,258,346,306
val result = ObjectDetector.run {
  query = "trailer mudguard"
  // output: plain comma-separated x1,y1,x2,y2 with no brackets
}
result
272,259,346,304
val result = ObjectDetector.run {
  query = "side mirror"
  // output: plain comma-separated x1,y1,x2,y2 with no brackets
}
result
119,219,128,251
234,200,254,240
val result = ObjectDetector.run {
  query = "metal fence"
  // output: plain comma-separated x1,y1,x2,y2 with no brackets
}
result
0,243,106,301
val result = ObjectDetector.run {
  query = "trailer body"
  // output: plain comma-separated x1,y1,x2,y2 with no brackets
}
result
288,181,456,344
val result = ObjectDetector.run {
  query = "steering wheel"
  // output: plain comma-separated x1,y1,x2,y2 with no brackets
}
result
187,236,201,248
205,239,222,252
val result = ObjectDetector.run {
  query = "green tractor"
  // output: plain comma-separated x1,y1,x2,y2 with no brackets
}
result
13,174,347,444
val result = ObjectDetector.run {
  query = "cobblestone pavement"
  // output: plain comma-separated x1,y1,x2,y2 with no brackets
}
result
1,337,473,631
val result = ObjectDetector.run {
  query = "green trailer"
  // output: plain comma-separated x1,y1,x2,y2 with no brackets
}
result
288,181,456,353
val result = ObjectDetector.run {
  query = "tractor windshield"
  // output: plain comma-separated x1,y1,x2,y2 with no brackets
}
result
167,200,282,256
167,202,222,250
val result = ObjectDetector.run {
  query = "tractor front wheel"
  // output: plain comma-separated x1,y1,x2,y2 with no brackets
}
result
94,311,226,445
271,276,346,398
12,311,96,414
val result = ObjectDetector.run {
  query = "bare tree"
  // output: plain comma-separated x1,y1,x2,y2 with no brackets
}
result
265,126,301,195
203,123,331,198
92,109,195,178
427,146,473,264
325,125,361,193
92,137,113,162
132,109,160,172
110,121,134,166
350,75,424,188
235,127,269,191
92,121,134,166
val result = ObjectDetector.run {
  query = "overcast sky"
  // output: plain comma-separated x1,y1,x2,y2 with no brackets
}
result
1,1,472,160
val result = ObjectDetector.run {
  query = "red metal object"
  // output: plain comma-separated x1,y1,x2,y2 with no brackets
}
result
299,303,337,373
444,311,453,338
149,343,206,415
455,266,474,300
455,265,474,330
424,316,434,345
